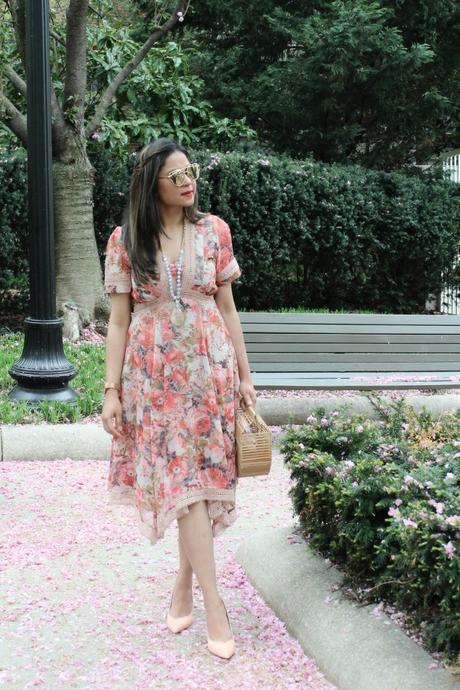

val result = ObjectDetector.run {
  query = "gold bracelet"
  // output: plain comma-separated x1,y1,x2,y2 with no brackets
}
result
104,382,121,394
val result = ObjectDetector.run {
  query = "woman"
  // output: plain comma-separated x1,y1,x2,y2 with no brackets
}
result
101,138,257,660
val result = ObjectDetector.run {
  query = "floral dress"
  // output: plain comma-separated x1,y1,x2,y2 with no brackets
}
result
103,213,242,545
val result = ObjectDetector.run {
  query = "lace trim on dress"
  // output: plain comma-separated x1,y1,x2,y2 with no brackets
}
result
104,276,132,293
217,258,241,285
108,485,237,545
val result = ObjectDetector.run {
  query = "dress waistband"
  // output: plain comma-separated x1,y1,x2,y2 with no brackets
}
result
132,293,215,314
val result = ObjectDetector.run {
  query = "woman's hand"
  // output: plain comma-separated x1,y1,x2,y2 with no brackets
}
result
101,390,123,439
239,379,257,408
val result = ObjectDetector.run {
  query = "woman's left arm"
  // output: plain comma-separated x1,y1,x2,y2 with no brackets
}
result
214,284,257,406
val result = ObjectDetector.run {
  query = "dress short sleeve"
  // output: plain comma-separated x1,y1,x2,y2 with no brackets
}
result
104,226,132,294
215,218,242,286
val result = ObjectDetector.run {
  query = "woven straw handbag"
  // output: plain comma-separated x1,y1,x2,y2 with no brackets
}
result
235,401,272,477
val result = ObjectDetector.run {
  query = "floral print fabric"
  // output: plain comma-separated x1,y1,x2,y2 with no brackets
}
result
104,214,242,545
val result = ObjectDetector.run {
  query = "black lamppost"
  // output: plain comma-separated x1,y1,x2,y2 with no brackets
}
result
8,0,77,403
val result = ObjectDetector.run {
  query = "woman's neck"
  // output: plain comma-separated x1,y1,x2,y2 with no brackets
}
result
160,206,184,235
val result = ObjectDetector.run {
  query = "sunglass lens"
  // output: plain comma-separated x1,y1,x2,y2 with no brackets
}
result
172,172,186,186
170,164,200,186
190,163,200,180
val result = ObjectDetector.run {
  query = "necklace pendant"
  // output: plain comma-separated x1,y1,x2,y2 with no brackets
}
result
172,304,186,327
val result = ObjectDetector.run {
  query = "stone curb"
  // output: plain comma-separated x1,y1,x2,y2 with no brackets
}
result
2,394,460,461
236,527,460,690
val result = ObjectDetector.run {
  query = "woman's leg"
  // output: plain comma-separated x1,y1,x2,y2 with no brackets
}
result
177,500,232,641
169,534,194,617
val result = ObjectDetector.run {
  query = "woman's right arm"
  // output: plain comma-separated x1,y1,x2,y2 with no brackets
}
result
101,293,131,438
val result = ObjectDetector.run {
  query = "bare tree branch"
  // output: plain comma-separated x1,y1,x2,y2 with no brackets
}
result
63,0,89,129
50,29,66,48
88,3,104,20
85,0,187,137
4,64,26,97
5,0,68,153
0,91,27,145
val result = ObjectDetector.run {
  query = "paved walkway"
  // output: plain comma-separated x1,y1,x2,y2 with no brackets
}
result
0,452,336,690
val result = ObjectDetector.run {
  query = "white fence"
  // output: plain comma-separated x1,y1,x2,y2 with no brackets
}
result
439,154,460,314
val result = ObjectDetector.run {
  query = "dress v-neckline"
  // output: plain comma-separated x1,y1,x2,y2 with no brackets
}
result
159,217,195,286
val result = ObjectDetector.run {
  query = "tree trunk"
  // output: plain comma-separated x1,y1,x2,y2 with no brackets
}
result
53,141,110,331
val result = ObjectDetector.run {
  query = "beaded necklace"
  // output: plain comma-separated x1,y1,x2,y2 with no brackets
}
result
160,220,186,327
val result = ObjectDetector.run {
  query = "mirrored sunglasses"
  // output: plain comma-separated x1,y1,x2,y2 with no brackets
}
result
159,163,200,187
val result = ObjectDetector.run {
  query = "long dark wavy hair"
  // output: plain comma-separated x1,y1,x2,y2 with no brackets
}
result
122,138,206,285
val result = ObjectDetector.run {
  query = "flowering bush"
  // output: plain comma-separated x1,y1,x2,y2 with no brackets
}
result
280,400,460,658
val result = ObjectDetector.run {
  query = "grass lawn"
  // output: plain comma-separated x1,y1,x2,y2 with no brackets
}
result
1,331,106,424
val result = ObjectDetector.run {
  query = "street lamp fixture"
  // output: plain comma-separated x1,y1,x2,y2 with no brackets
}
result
8,0,77,403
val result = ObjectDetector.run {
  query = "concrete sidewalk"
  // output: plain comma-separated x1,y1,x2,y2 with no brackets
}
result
0,453,334,690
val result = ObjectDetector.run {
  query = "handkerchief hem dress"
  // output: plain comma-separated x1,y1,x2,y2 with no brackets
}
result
103,213,242,545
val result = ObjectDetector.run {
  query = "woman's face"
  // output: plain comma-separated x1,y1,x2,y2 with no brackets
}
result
156,151,196,211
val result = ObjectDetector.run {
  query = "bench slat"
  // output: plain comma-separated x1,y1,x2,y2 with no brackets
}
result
248,353,460,363
251,373,460,390
245,343,460,353
252,370,460,378
242,324,460,335
239,312,460,325
250,361,460,371
243,333,460,344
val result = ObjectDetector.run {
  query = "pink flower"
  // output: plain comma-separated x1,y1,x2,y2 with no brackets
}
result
306,415,317,424
325,466,335,476
355,424,364,433
443,541,456,559
446,515,460,527
394,498,403,506
403,518,418,529
428,500,445,515
320,417,329,427
388,507,400,518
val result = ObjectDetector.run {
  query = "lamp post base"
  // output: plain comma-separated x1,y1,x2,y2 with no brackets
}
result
8,317,78,405
8,384,78,404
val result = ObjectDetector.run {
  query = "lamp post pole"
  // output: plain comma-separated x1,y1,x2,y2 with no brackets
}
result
8,0,77,403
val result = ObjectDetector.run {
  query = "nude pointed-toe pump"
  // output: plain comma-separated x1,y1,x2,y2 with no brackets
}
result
207,599,235,660
166,593,193,634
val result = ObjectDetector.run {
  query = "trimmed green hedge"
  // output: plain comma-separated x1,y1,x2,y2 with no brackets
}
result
280,400,460,659
0,154,29,311
3,147,460,313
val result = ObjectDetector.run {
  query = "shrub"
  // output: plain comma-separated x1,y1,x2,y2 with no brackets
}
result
0,153,29,313
280,400,460,659
3,148,460,314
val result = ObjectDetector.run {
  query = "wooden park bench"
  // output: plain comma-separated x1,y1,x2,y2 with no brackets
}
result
238,312,460,390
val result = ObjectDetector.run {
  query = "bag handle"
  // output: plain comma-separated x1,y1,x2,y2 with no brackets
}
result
238,392,256,416
241,401,259,424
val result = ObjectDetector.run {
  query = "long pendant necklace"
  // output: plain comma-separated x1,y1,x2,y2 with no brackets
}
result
161,220,186,327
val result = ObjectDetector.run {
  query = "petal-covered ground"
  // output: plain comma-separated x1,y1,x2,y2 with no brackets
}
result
0,450,337,690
